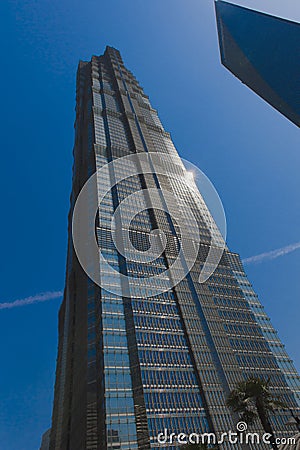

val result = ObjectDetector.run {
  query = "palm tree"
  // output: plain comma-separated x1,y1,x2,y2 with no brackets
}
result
226,377,286,450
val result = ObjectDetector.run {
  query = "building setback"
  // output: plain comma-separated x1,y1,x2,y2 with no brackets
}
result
49,46,300,450
215,0,300,127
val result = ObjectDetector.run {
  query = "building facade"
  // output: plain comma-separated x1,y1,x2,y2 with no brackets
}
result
215,0,300,127
49,46,300,450
40,429,51,450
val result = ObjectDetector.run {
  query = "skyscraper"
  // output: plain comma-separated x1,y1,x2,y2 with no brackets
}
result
40,429,51,450
215,0,300,127
49,46,300,450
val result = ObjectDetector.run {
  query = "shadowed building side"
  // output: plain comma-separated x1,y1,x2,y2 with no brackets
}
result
215,0,300,127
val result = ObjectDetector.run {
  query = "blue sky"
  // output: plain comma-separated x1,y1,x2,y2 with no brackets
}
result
1,1,299,449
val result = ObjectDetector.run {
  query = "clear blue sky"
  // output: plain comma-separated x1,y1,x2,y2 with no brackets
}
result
0,1,299,449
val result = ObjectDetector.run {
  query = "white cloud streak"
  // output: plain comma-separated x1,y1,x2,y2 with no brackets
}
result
0,291,63,310
2,242,300,308
242,242,300,265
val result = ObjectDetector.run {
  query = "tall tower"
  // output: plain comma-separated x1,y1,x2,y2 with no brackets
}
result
50,46,299,450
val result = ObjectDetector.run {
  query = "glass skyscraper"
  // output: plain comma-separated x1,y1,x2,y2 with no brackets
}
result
49,46,300,450
215,0,300,127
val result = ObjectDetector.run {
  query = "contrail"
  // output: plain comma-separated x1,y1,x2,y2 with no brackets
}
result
2,242,300,308
242,241,300,265
0,290,63,310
